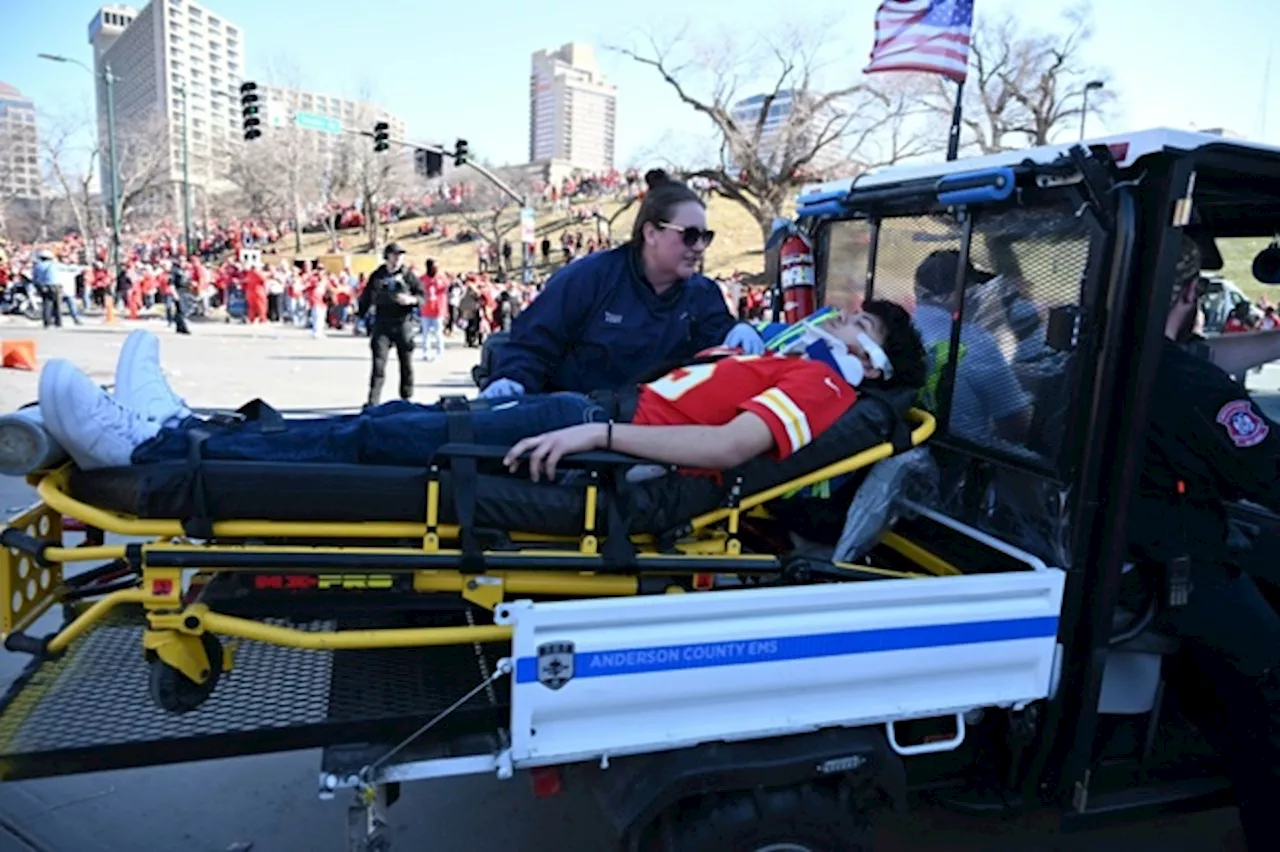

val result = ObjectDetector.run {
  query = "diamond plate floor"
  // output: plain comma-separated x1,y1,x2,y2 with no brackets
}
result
0,606,509,781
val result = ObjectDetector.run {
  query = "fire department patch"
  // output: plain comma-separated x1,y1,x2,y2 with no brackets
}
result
1216,399,1269,448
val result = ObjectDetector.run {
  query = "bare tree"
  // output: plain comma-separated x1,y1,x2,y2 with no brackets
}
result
40,114,102,261
114,112,177,228
928,4,1114,155
613,27,941,242
452,172,538,281
225,142,281,220
0,125,16,241
315,132,357,249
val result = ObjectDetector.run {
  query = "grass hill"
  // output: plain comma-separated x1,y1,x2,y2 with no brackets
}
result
277,194,770,281
274,197,1280,305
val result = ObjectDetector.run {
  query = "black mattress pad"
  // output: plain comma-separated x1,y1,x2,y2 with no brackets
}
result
67,388,917,538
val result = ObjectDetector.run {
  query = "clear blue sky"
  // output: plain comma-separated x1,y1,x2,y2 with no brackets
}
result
2,0,1279,167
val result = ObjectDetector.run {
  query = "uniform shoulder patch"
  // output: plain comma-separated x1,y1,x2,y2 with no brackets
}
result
1215,399,1269,448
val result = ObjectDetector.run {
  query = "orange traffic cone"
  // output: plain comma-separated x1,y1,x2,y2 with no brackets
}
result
1,340,37,371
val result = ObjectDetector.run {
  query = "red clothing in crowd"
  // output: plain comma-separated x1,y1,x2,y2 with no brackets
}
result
421,274,446,319
243,268,268,323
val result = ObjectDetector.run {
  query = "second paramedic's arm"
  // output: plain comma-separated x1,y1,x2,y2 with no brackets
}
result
489,266,593,393
969,334,1032,441
1204,329,1280,376
504,415,775,482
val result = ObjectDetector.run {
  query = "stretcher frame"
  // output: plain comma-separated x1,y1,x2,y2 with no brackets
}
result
1,410,934,710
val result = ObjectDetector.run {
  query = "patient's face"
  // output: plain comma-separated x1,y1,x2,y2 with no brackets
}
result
827,309,888,378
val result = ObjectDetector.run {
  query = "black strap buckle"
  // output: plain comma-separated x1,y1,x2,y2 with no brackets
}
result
440,396,483,571
182,428,216,539
1164,555,1193,608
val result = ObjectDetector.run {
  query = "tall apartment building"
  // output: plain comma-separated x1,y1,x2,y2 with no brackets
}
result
88,0,244,210
0,82,40,200
729,91,845,178
529,43,616,173
260,84,405,146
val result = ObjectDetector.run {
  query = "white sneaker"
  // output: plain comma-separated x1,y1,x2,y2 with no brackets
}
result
40,359,160,471
114,329,191,425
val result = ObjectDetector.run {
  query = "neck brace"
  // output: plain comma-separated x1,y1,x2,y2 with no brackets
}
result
804,338,866,386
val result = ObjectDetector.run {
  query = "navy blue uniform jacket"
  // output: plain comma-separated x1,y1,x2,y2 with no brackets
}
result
492,246,736,393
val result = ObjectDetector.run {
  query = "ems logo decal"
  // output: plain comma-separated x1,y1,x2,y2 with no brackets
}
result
1216,400,1269,448
537,641,576,690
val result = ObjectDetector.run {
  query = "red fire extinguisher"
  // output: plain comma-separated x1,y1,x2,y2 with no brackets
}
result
779,230,816,325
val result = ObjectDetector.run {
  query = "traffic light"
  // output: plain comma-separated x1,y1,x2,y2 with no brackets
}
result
239,81,261,141
414,148,443,179
373,122,390,153
455,138,469,166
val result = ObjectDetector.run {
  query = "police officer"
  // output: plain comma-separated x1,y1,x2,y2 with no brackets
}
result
1127,236,1280,849
359,243,425,407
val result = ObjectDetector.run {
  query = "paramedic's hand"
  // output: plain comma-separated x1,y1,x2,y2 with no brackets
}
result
723,322,766,355
481,378,525,399
504,423,605,483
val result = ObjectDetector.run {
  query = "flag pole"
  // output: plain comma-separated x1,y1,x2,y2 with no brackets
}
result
946,78,965,161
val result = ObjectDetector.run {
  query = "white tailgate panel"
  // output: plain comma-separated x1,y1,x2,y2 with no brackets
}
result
504,570,1065,767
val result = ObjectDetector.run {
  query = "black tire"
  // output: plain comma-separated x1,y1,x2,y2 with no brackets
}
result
149,632,224,714
649,785,871,852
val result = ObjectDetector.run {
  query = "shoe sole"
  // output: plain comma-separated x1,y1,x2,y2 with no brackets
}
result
38,360,76,461
115,329,157,401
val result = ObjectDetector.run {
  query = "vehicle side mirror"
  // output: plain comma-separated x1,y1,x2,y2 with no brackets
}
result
1252,244,1280,285
1045,305,1079,352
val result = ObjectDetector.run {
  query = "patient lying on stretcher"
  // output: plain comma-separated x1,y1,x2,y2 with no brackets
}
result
36,300,926,479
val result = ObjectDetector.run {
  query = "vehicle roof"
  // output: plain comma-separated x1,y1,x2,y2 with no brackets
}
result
801,128,1280,198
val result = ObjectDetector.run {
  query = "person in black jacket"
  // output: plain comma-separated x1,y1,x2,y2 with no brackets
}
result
1126,236,1280,850
359,243,424,407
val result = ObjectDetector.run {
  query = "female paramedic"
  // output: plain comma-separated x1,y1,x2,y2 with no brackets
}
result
479,171,763,398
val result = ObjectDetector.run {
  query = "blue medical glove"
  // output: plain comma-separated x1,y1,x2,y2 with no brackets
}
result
723,322,766,355
480,378,526,399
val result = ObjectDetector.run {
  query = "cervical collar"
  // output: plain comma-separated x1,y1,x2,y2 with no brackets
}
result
799,324,894,388
805,338,866,386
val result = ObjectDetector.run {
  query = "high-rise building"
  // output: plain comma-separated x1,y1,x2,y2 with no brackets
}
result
529,43,616,173
0,82,40,200
260,84,405,146
729,91,845,178
88,0,245,211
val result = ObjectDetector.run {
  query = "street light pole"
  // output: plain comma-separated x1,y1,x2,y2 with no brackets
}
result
105,62,121,278
38,53,123,281
175,84,192,256
1080,80,1105,141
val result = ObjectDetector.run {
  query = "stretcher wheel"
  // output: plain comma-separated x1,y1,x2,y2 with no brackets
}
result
149,632,224,714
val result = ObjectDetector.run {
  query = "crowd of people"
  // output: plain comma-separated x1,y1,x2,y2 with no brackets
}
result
0,162,775,353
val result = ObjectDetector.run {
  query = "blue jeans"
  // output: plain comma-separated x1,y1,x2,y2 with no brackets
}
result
131,394,602,466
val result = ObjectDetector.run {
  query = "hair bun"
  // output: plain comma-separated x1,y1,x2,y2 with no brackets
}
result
644,168,670,189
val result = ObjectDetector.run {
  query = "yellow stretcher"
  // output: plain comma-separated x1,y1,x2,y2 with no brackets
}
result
1,409,935,714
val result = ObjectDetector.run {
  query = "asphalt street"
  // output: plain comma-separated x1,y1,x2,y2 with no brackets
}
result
0,317,1260,852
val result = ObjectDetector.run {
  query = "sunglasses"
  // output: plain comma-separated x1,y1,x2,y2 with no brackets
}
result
657,222,716,248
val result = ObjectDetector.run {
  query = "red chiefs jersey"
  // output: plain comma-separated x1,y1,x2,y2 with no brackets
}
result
632,353,856,460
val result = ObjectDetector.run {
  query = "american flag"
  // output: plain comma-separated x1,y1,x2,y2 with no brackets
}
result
863,0,975,83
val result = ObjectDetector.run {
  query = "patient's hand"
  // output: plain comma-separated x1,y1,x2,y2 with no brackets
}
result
504,423,606,482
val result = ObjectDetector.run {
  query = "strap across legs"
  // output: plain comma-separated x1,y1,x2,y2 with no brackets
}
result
439,395,483,571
